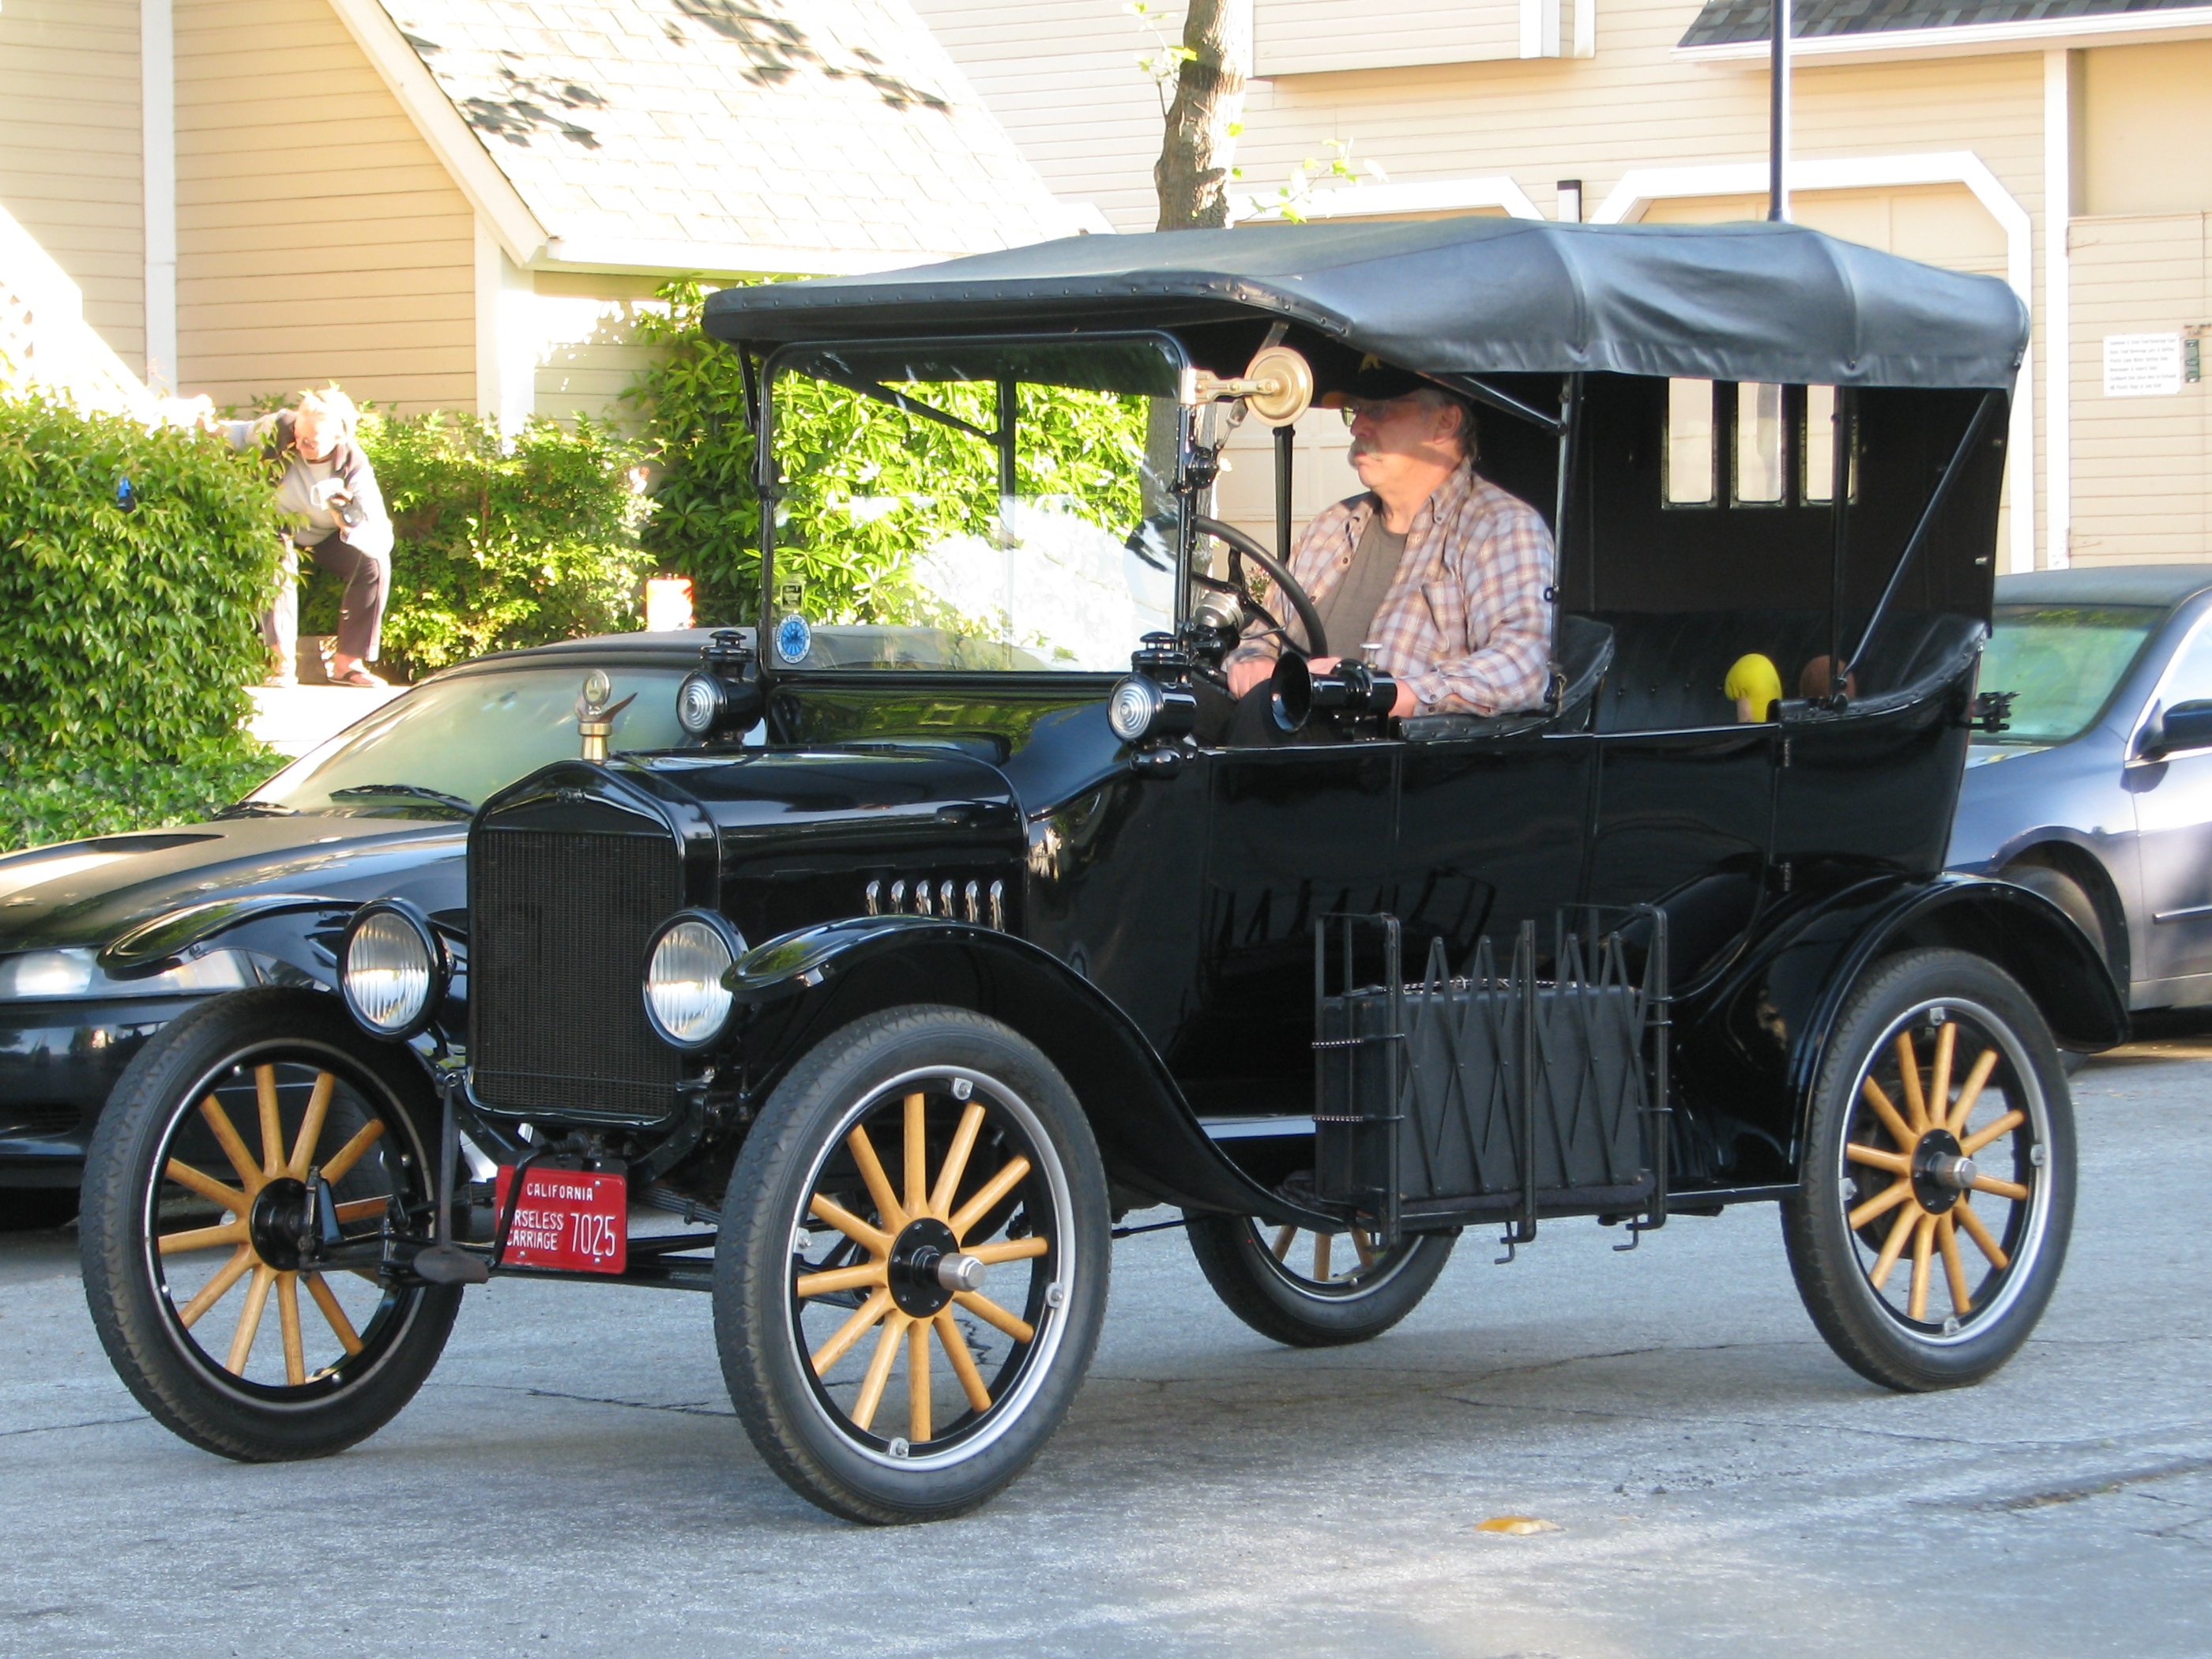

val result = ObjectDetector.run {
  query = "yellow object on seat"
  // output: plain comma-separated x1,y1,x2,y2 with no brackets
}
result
1724,653,1782,723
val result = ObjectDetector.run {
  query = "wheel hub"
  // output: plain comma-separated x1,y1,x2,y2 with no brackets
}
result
885,1217,980,1317
247,1177,312,1270
1910,1129,1975,1214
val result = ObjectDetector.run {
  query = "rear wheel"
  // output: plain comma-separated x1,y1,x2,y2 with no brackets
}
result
1186,1213,1454,1347
1781,948,2072,1392
78,989,458,1461
716,1006,1110,1524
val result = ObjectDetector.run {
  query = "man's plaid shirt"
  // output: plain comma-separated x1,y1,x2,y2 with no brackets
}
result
1225,461,1556,716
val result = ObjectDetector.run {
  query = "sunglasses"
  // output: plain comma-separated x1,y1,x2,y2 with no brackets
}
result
1337,395,1424,426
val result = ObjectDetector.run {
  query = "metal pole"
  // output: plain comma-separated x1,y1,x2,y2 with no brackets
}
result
1769,0,1791,222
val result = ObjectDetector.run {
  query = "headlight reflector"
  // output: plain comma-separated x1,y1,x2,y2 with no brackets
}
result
643,912,743,1050
676,671,724,736
340,901,443,1039
1108,675,1163,742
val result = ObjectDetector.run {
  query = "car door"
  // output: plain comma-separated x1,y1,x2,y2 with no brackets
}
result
1177,743,1398,1116
2127,615,2212,992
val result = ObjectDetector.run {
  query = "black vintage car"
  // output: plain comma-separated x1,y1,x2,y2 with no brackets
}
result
77,218,2122,1525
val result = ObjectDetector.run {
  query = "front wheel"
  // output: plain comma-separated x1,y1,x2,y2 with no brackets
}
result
78,988,459,1460
716,1006,1110,1524
1781,948,2073,1392
1186,1213,1455,1347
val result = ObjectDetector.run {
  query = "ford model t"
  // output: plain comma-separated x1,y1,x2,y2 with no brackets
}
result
79,218,2123,1523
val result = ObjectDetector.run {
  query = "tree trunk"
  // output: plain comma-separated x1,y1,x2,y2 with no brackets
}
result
1153,0,1251,232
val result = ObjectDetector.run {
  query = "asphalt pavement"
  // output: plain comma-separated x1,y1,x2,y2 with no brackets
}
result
2,1044,2206,1657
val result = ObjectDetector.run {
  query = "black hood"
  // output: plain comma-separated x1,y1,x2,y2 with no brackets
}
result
0,814,468,954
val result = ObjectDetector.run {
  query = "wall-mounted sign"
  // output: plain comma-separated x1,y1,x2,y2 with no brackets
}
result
2105,333,2184,397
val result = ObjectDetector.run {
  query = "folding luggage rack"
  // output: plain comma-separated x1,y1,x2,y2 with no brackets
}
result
1311,909,1672,1251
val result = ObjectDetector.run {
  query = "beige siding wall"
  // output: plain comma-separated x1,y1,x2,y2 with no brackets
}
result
2082,42,2212,219
2068,214,2210,563
1255,1,1524,77
531,271,667,427
174,0,474,412
0,0,145,371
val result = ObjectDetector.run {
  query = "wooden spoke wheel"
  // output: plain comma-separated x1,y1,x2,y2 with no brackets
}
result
717,1006,1109,1524
1186,1210,1454,1347
1783,949,2073,1392
79,989,458,1461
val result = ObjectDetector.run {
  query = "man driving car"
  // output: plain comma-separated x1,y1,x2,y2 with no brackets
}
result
1220,371,1555,732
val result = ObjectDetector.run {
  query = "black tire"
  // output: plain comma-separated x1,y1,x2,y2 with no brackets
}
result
79,988,459,1461
2001,861,2117,1070
716,1006,1110,1524
1185,1213,1454,1347
2,1186,80,1231
1781,948,2073,1392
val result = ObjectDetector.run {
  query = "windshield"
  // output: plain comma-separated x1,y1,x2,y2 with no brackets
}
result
766,338,1181,672
249,664,691,814
1981,604,2162,744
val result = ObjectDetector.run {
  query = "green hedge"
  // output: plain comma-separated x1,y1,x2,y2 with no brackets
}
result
0,393,279,771
300,411,652,683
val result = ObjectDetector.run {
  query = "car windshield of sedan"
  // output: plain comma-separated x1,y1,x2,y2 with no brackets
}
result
766,338,1182,672
244,664,692,815
1981,604,2163,744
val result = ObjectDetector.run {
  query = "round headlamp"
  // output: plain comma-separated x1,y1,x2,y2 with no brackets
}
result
1108,675,1197,745
1108,675,1163,743
642,911,745,1051
676,670,724,736
340,900,446,1040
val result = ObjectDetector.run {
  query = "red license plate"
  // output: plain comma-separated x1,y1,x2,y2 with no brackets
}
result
493,1167,627,1273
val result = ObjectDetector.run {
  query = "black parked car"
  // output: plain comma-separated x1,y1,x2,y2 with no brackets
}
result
77,218,2120,1525
0,637,698,1226
1950,564,2212,1015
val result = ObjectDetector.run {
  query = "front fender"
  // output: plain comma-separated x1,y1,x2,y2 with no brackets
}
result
96,893,359,985
1689,871,2126,1179
726,916,1330,1224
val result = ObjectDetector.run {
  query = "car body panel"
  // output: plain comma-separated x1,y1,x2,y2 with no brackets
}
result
1950,567,2212,1011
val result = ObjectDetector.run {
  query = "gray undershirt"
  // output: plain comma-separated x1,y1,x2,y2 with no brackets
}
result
1314,512,1407,663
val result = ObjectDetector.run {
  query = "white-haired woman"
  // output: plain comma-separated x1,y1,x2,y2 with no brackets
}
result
219,386,394,687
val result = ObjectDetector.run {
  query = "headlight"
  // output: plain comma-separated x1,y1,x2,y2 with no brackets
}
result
339,901,445,1040
642,911,743,1050
0,947,254,1000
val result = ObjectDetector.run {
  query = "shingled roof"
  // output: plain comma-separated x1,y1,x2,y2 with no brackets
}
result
1680,0,2209,48
377,0,1080,272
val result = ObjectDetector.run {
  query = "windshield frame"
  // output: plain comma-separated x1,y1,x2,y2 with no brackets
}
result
755,329,1195,687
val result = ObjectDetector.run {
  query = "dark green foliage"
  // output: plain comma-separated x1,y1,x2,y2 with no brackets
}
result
0,749,280,855
628,280,765,623
626,280,1149,629
299,411,652,682
0,393,278,773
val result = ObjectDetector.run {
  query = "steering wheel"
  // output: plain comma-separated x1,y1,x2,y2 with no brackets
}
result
1189,515,1328,658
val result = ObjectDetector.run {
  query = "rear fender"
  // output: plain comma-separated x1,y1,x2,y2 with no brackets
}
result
726,916,1326,1223
1698,872,2126,1172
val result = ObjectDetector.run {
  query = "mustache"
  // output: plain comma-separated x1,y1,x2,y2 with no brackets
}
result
1348,437,1375,461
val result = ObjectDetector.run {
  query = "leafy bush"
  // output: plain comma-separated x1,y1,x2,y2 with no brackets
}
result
626,280,1149,629
0,749,280,855
0,393,278,771
299,412,653,682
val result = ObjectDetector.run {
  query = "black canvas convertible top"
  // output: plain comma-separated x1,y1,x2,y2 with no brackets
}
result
704,216,2027,392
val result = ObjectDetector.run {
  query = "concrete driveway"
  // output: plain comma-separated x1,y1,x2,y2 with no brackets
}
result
2,1045,2206,1657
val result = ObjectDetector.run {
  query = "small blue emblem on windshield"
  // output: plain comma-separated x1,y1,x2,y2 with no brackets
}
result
775,611,812,664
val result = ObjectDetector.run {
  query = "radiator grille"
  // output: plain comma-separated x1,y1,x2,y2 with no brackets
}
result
471,819,685,1121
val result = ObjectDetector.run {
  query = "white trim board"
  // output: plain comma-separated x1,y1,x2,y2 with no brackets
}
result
140,0,176,392
1231,175,1543,224
2043,50,2072,570
1676,5,2212,66
1596,152,2037,574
